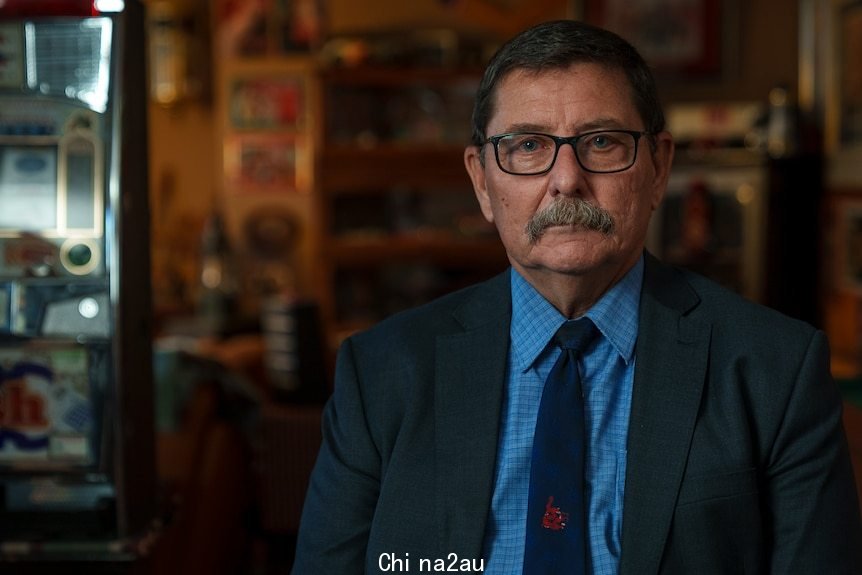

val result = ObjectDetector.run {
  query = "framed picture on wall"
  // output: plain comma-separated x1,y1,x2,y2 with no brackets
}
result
224,135,304,193
228,76,305,131
274,0,325,52
582,0,724,77
215,0,270,57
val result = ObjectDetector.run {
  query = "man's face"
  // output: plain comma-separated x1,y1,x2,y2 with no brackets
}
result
464,63,674,284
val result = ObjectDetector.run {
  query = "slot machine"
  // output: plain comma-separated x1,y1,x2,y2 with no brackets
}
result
0,0,154,559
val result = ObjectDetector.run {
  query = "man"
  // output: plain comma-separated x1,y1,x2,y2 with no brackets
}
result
293,20,862,574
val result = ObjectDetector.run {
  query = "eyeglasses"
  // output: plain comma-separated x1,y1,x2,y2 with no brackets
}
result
484,129,650,176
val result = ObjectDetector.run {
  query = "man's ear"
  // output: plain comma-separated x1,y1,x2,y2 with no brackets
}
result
465,145,494,223
648,132,675,210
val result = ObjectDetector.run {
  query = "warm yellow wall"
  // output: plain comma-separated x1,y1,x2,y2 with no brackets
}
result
148,101,216,316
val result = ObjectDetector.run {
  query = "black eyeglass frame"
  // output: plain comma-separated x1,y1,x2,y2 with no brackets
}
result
483,129,653,176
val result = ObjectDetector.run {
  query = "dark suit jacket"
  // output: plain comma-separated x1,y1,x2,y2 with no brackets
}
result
293,254,862,574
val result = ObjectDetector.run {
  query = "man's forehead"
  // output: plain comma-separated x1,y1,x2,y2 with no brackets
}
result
487,64,637,130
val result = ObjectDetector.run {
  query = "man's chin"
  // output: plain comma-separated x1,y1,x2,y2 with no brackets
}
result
513,257,598,280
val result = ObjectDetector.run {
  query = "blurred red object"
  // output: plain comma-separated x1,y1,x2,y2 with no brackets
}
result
0,0,99,18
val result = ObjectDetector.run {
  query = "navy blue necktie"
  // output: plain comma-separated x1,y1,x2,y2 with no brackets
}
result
523,318,598,575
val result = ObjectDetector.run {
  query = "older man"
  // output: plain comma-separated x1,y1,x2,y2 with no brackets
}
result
293,20,861,574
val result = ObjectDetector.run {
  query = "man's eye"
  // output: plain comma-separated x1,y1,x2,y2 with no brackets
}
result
520,139,540,152
589,135,610,149
513,136,549,153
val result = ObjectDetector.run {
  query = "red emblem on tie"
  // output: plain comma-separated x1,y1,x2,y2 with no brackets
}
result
541,496,569,531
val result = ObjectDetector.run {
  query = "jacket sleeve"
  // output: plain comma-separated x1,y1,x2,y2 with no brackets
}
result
766,330,862,574
292,337,380,574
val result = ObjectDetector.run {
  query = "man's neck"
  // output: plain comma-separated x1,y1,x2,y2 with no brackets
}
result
512,254,641,319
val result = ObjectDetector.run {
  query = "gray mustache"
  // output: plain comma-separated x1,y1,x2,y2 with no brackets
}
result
525,197,615,243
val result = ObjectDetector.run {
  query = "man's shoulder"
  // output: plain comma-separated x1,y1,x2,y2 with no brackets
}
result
674,266,818,345
350,269,511,349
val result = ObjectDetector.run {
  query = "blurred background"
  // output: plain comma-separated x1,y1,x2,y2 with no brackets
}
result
0,0,860,573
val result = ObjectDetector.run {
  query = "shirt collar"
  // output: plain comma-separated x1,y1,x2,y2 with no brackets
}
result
510,255,643,372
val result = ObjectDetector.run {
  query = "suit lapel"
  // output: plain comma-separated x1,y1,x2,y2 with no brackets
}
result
435,271,511,558
619,255,711,575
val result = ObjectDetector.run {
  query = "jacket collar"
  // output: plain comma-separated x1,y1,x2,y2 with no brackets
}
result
619,253,711,574
434,270,512,559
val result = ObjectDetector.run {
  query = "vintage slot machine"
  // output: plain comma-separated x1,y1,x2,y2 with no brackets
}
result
0,0,154,558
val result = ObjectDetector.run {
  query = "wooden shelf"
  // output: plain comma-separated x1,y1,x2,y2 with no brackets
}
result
313,65,505,346
321,145,471,191
328,234,505,266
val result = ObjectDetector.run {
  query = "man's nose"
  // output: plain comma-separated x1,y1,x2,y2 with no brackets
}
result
547,141,585,197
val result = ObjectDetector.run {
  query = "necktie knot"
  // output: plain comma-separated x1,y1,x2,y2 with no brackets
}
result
555,318,598,355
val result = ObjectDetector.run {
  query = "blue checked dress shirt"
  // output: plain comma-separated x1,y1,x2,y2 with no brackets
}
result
482,256,642,575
